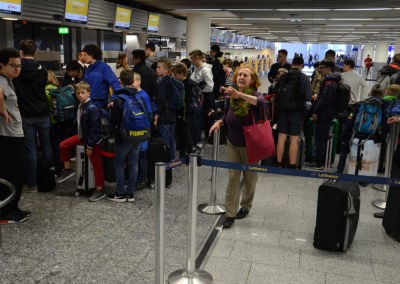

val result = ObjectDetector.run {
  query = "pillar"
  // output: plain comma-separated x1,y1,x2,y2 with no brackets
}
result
394,38,400,55
374,42,390,73
0,20,14,50
186,13,211,55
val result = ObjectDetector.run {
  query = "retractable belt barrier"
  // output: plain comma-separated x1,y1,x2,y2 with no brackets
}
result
164,157,400,186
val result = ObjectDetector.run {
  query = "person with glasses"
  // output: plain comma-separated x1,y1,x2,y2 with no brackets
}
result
0,48,31,223
306,60,341,170
14,39,53,193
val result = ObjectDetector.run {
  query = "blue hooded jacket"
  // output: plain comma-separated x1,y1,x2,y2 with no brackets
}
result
84,60,120,108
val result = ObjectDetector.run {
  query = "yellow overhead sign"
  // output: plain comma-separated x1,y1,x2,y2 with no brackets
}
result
65,0,89,23
115,6,131,29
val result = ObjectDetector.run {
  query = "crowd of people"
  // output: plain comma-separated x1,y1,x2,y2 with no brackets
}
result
1,40,400,230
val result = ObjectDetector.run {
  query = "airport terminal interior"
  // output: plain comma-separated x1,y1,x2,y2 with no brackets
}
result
1,0,400,283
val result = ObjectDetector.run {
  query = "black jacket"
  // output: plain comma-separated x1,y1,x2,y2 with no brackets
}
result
313,72,341,122
155,75,178,125
132,62,157,101
211,56,226,99
80,101,102,149
268,62,292,83
15,58,49,117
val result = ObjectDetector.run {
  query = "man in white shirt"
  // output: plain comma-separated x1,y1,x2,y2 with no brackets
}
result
341,58,367,103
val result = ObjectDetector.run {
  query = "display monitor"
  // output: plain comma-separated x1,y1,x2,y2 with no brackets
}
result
64,0,89,24
147,13,160,33
0,0,22,15
114,6,131,30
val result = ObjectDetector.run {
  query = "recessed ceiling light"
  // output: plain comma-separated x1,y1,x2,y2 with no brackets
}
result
328,18,374,21
333,8,393,11
276,9,331,12
243,18,283,21
1,17,18,21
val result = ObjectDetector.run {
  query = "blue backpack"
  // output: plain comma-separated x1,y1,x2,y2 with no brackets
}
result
50,86,76,122
118,91,150,143
354,97,383,135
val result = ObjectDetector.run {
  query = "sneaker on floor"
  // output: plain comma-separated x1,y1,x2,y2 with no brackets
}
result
305,162,323,170
107,193,126,202
126,194,135,202
235,208,249,219
89,191,106,202
222,217,235,229
56,169,75,183
0,210,30,224
22,185,38,193
16,208,31,217
136,182,148,191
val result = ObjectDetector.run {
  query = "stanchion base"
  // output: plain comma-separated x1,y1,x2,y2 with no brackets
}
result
198,203,226,215
168,268,213,284
374,212,385,219
372,184,387,192
372,199,386,210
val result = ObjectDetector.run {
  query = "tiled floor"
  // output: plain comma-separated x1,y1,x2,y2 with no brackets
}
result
203,173,400,284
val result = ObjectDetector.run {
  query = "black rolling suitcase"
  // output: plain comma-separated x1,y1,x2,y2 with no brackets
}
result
382,153,400,241
148,137,172,186
101,137,116,182
313,180,360,252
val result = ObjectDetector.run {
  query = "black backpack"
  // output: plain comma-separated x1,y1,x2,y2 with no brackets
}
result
336,82,351,116
274,72,303,110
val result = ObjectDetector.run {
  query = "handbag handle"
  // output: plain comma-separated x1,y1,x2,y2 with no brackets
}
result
249,106,267,125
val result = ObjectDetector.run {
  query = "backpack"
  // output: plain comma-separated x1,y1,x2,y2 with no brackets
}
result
336,82,351,115
118,91,150,143
190,81,206,109
88,104,112,140
169,77,184,110
373,75,391,93
274,72,303,110
384,98,400,118
353,97,383,135
50,86,76,122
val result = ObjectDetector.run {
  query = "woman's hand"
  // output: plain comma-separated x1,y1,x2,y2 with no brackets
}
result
86,148,93,157
388,116,400,124
221,86,240,99
209,120,223,136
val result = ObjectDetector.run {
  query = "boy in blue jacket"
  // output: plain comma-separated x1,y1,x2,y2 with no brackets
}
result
107,70,152,202
58,81,105,201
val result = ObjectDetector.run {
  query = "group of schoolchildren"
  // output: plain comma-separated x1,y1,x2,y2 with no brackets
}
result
268,48,400,175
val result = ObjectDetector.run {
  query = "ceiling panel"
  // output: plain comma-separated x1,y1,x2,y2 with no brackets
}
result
114,1,400,43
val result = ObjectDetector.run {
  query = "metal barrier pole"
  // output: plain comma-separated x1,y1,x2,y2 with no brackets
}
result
372,123,400,210
168,154,213,284
0,178,16,248
155,162,166,284
372,139,389,192
198,128,226,215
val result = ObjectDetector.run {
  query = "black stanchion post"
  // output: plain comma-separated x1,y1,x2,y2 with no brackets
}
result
198,128,225,215
168,154,213,284
155,162,166,284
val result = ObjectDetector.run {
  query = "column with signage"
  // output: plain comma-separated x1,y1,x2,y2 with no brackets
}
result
375,42,390,77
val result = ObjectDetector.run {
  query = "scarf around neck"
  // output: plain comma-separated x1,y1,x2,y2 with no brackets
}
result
230,87,256,116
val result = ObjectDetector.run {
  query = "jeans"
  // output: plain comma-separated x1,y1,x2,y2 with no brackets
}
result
22,116,53,187
337,144,349,173
314,120,331,167
159,124,176,160
137,150,149,184
115,141,140,195
191,107,203,146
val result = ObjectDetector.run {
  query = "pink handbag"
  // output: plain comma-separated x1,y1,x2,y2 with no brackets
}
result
243,110,275,164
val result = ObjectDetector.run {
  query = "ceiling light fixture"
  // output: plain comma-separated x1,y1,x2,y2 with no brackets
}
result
276,9,331,12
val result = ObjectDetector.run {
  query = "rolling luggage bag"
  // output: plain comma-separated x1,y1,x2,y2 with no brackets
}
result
313,180,360,252
305,118,338,164
101,137,116,182
76,145,96,195
382,151,400,242
148,137,172,186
